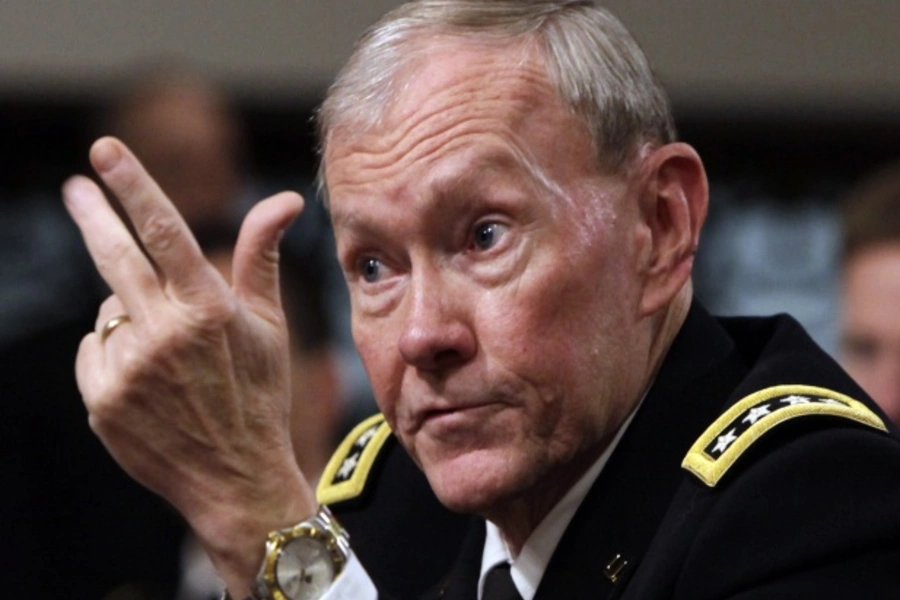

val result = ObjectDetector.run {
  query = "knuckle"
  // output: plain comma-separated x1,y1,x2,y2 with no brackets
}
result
145,331,195,369
84,295,243,424
84,381,130,425
143,308,234,369
110,166,142,200
186,294,240,331
140,213,181,254
86,412,108,437
96,238,137,272
87,349,176,422
117,344,154,382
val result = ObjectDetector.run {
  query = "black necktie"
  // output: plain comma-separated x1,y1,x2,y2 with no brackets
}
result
483,562,523,600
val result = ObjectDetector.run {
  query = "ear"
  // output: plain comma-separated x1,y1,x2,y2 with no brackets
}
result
635,143,708,316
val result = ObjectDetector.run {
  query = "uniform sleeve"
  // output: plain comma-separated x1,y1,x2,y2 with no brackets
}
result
321,552,379,600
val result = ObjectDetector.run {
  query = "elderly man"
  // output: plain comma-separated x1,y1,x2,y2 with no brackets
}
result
62,2,900,599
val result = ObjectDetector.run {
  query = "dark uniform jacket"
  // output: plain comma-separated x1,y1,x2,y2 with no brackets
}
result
318,303,900,599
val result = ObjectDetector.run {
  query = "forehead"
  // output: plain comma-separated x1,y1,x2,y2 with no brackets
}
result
324,37,596,203
387,35,556,127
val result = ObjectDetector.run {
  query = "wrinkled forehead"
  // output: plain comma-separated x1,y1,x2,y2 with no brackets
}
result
326,36,562,152
392,35,553,118
323,37,593,190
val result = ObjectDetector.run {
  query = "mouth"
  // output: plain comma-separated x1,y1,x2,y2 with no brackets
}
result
417,401,506,431
403,380,526,435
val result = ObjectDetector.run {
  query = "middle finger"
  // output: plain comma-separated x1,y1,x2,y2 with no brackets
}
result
89,137,219,302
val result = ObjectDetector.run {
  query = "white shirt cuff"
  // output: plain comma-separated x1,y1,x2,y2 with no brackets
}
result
321,551,378,600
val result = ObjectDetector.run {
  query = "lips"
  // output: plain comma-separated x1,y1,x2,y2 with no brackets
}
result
414,399,507,432
423,402,487,420
399,377,526,434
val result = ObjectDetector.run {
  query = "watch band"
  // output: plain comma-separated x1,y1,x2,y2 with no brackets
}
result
254,505,351,600
217,507,350,600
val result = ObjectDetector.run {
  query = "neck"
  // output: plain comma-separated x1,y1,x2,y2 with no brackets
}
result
483,445,604,555
646,283,693,383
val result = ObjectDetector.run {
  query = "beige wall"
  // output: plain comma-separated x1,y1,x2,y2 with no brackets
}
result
2,1,898,114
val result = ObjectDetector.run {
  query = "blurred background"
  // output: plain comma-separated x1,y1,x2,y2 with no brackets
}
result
1,1,898,598
2,0,900,350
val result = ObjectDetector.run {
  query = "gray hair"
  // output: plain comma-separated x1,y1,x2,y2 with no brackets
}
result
316,0,675,196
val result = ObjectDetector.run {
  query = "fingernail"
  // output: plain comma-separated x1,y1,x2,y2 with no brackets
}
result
91,138,121,173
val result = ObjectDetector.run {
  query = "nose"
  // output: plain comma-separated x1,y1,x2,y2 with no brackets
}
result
398,265,476,372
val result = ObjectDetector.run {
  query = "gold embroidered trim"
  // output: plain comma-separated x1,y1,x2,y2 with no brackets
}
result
682,385,886,487
317,413,393,505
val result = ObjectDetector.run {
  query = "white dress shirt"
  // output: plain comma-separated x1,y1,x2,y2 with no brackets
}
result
321,553,379,600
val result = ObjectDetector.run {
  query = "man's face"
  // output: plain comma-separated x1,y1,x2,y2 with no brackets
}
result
326,40,654,515
840,243,900,426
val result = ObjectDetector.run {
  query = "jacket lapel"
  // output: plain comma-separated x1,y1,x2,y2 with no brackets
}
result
423,520,485,600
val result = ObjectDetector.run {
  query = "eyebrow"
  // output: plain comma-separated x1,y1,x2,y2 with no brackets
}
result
436,145,568,202
332,151,513,221
429,152,521,204
331,147,556,236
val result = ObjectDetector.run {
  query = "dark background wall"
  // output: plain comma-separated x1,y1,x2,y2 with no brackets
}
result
1,0,899,195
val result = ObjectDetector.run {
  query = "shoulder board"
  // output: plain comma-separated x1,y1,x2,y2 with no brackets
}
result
682,384,886,487
317,413,393,506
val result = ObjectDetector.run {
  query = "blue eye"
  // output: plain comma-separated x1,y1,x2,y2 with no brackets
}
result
360,257,381,283
472,222,508,251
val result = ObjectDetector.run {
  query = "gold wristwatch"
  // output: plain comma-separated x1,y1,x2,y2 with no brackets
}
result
253,506,351,600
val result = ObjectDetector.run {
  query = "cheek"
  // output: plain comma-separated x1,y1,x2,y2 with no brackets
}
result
477,233,642,422
351,319,403,418
489,244,632,356
476,259,620,394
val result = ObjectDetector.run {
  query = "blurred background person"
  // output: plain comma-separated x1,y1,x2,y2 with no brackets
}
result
104,64,248,231
839,163,900,426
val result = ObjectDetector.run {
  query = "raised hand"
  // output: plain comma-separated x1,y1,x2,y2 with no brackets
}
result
63,137,316,596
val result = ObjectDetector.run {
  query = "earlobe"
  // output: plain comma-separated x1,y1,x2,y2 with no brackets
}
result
637,143,709,315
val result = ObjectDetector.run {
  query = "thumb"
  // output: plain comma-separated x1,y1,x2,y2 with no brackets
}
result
232,191,305,315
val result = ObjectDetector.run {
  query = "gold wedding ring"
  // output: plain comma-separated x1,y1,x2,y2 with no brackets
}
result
99,314,131,343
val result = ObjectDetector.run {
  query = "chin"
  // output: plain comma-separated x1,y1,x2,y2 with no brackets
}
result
419,445,533,515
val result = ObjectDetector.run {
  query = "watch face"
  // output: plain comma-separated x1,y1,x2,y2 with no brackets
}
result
276,537,336,600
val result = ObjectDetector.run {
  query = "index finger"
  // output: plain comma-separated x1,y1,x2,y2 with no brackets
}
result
89,136,215,297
